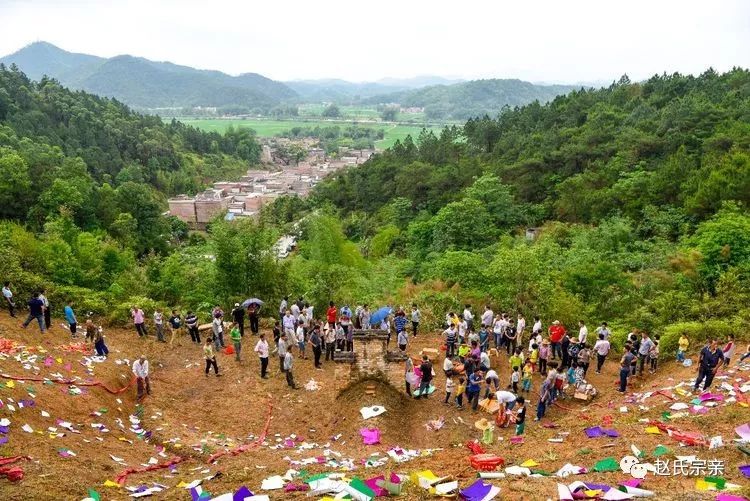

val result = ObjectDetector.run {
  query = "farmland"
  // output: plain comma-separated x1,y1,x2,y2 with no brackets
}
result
178,117,443,149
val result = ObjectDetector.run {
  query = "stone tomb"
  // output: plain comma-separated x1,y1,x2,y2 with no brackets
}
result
333,329,408,393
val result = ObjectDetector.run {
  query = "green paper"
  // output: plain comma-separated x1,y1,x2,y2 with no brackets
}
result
530,469,551,476
661,411,671,421
349,477,376,498
704,476,726,489
653,445,670,457
88,489,101,501
691,398,702,405
303,473,330,484
593,457,620,472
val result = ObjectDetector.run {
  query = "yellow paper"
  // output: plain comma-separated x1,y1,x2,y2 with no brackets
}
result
6,380,15,388
56,358,63,363
521,459,539,467
695,478,712,491
645,426,661,434
103,480,121,488
585,489,602,498
176,481,189,488
740,402,749,408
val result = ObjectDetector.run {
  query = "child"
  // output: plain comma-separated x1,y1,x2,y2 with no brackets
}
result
566,362,576,385
511,366,520,393
522,360,533,392
455,377,466,409
515,396,526,435
677,333,689,362
649,339,660,373
204,337,221,377
529,343,539,372
574,363,585,389
398,329,408,352
444,377,454,405
230,323,242,362
509,347,523,375
539,340,550,375
723,336,735,365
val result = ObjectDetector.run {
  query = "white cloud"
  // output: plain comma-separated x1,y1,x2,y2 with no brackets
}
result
1,0,748,83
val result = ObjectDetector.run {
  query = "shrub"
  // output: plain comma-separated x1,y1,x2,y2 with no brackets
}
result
659,320,735,360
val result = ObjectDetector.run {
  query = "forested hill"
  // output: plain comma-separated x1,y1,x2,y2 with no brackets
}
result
364,79,578,119
0,65,259,253
0,42,296,112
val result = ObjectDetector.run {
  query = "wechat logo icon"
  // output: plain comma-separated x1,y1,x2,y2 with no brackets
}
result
620,455,648,479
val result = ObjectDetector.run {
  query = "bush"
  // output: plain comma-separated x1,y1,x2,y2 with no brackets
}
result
659,320,735,360
46,285,108,318
108,296,160,325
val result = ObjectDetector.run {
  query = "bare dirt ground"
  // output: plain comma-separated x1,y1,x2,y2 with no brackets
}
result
1,314,749,500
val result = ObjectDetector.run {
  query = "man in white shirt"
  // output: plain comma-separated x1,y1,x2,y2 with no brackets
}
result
254,333,270,379
532,316,542,335
481,305,494,329
480,350,491,371
484,369,500,397
463,305,474,332
282,310,296,338
593,333,611,374
2,281,15,317
517,313,526,340
279,296,288,322
595,322,611,340
290,302,300,322
132,355,150,401
495,389,517,410
578,320,588,345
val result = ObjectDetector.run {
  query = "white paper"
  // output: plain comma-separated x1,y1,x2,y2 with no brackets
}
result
360,406,386,419
260,475,285,490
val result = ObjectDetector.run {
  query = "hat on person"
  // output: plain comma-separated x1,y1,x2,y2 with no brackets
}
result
234,303,240,307
474,418,492,431
542,339,550,345
553,320,560,325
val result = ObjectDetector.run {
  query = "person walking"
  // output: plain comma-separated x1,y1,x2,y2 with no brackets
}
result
169,310,183,346
694,339,724,393
284,349,298,389
230,322,242,362
2,282,15,317
278,332,288,373
153,309,165,342
204,338,221,377
618,343,636,393
411,304,421,337
593,333,610,373
131,306,147,338
185,311,200,344
63,300,77,338
254,333,269,378
637,332,654,376
310,325,322,369
133,355,151,401
39,289,51,330
22,292,46,333
394,308,408,343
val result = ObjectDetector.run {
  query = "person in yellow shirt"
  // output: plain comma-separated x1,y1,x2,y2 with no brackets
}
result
458,342,470,360
454,377,466,409
522,359,533,392
509,347,524,372
529,343,540,371
677,334,689,362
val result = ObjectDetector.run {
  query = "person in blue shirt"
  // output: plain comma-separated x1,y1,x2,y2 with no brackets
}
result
478,326,490,353
22,292,46,333
64,300,78,338
394,309,408,338
467,368,483,411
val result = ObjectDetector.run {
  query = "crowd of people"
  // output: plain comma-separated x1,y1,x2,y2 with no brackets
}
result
3,280,748,413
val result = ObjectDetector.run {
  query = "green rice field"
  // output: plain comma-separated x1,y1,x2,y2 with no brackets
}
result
177,118,442,149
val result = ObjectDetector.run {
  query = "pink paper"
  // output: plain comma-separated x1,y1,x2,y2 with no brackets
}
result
735,423,750,440
619,479,642,488
715,495,748,501
360,428,381,445
700,393,724,402
364,475,388,496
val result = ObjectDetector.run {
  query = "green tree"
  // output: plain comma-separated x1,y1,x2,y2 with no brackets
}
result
0,149,32,219
321,104,341,118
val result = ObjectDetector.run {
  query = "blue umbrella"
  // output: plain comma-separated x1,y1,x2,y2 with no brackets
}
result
242,298,264,308
369,306,392,326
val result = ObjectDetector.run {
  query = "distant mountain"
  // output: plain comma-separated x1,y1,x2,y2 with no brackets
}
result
0,42,296,112
364,79,581,120
284,75,466,102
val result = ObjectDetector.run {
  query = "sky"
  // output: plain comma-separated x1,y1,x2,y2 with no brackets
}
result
1,0,748,83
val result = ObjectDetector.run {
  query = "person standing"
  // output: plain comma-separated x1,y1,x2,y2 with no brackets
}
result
516,313,526,344
85,317,97,343
2,282,15,317
578,320,588,345
326,301,337,331
481,305,494,332
169,310,184,347
360,304,371,330
618,343,636,393
279,296,288,324
467,368,482,410
204,338,221,377
548,321,565,360
637,332,654,376
212,315,225,351
133,355,151,400
284,349,297,389
534,377,552,421
560,331,571,369
39,289,51,330
290,301,300,323
230,322,242,362
310,325,322,369
723,336,736,365
593,333,610,373
404,355,415,397
278,332,288,373
231,303,245,337
22,292,46,333
463,304,473,333
397,328,408,352
577,343,591,376
185,311,200,344
504,322,518,355
131,306,147,337
443,324,457,358
248,303,260,336
153,309,165,342
694,339,724,393
416,355,433,399
411,304,421,337
254,333,269,378
595,322,611,341
514,396,526,435
394,308,408,342
324,324,336,361
282,310,296,340
677,333,689,362
63,300,77,338
272,320,281,346
296,320,307,359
